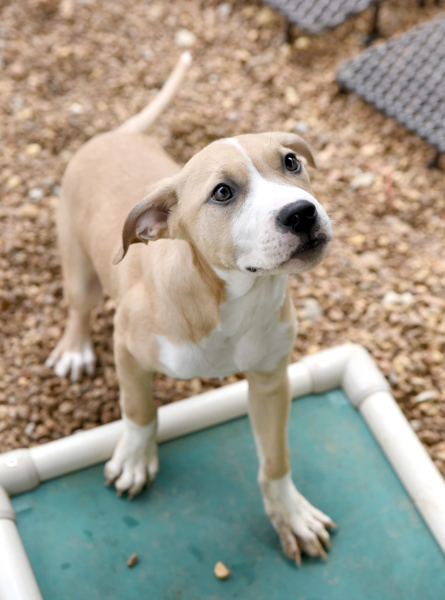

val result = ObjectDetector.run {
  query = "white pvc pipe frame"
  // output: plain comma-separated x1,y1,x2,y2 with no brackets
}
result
0,343,444,599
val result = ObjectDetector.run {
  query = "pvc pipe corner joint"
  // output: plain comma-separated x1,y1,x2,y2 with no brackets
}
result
301,343,390,406
0,449,40,497
341,345,390,408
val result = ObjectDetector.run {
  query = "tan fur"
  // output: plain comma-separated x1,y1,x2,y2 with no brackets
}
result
243,286,297,480
235,133,315,192
245,354,292,480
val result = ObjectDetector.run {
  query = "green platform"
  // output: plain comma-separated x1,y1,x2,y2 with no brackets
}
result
12,390,445,599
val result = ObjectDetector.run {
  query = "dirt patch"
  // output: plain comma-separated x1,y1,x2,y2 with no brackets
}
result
0,0,444,474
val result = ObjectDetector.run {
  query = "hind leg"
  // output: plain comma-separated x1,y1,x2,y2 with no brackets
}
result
46,204,102,381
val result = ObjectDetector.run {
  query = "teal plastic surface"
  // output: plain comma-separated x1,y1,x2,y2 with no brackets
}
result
12,390,445,599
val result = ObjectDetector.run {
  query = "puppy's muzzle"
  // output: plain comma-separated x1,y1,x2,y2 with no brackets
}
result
276,200,317,235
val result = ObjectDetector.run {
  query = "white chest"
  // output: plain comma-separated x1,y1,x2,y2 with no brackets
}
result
156,274,295,379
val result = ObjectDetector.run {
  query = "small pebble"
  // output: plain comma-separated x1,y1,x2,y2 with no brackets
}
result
285,86,299,107
415,390,439,403
5,175,21,191
59,0,74,19
69,103,84,115
294,36,310,49
127,553,138,568
387,372,399,385
28,187,44,200
350,171,376,189
360,143,379,157
255,7,275,26
24,422,36,436
292,121,309,134
356,251,382,271
217,3,232,18
174,28,196,48
303,297,323,321
59,400,74,414
382,291,413,307
142,48,154,61
214,561,230,580
409,419,422,432
19,204,39,218
348,234,366,246
26,143,41,156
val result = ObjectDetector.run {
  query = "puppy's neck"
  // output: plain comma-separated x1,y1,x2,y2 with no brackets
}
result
214,268,256,300
214,268,287,303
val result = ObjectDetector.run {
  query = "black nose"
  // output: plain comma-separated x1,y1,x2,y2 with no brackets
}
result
276,200,318,235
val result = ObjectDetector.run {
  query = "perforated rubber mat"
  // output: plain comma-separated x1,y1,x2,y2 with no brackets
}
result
262,0,379,34
337,15,445,153
12,390,445,600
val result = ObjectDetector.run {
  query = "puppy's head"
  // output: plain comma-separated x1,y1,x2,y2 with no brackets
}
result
115,132,332,275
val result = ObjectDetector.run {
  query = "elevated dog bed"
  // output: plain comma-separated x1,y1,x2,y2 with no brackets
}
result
336,14,445,166
1,345,445,599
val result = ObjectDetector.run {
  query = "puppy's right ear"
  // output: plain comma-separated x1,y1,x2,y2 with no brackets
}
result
267,132,316,168
113,177,178,264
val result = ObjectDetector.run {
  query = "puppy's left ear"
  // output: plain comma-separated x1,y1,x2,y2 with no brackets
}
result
267,132,316,168
113,177,178,264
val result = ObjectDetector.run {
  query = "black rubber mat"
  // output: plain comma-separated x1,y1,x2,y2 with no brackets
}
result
336,15,445,154
263,0,380,34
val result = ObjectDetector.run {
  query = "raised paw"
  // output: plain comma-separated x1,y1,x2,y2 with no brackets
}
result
261,472,336,565
104,416,158,499
46,341,95,382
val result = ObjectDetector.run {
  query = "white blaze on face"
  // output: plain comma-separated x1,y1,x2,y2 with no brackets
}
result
225,138,331,273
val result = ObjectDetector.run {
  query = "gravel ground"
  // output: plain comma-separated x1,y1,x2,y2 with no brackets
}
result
0,0,444,474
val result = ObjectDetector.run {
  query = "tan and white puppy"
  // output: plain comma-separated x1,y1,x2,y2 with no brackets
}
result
47,53,335,565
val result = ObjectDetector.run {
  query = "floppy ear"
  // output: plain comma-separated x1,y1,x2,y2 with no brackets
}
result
113,177,178,264
267,131,316,168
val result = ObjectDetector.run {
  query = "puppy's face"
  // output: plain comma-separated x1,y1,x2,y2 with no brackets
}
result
174,133,332,275
117,132,332,276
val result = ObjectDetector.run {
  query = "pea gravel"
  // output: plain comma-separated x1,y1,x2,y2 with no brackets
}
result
0,0,444,476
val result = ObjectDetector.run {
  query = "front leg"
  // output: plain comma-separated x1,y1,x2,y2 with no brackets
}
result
104,336,158,499
245,356,336,565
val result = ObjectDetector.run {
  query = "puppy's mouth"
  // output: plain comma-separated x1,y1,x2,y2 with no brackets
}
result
244,235,330,273
289,234,328,258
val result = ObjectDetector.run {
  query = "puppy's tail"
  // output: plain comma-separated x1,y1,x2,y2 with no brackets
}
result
117,52,192,134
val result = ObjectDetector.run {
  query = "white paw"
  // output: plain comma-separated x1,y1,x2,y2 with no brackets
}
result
261,471,336,565
105,416,159,499
46,341,95,382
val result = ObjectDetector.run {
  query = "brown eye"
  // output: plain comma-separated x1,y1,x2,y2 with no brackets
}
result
212,184,233,203
284,153,301,173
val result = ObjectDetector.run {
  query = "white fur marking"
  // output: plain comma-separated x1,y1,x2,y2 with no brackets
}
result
226,137,332,274
213,267,256,299
225,137,253,163
50,342,96,381
105,415,158,496
260,471,334,559
156,274,293,379
233,169,331,272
